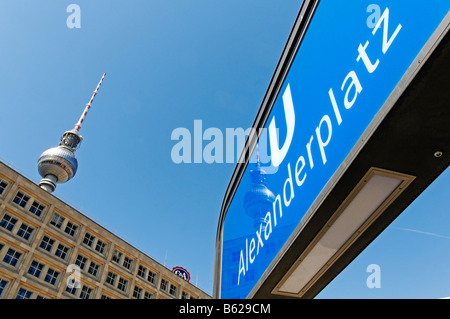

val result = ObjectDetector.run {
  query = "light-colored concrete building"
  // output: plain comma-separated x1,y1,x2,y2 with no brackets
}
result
0,160,211,299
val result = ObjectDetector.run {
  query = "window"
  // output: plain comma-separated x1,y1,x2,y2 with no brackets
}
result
13,191,29,208
133,286,142,299
160,279,168,292
29,201,45,217
80,285,93,299
17,223,34,240
95,240,106,255
55,243,70,260
182,291,189,299
105,272,117,286
28,260,45,278
123,256,133,270
75,255,101,277
3,248,21,267
138,265,147,278
44,268,60,286
144,291,153,299
118,277,128,292
147,270,156,284
83,233,107,255
16,287,33,299
64,222,78,237
50,213,65,229
75,254,88,270
87,261,99,277
0,214,18,232
40,236,55,252
112,249,122,264
0,180,8,195
0,278,8,297
170,284,177,297
83,233,95,247
66,284,78,296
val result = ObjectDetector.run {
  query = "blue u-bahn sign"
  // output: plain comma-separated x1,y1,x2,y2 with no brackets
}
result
215,0,450,299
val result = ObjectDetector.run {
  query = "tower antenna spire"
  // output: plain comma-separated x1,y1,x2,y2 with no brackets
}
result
37,73,107,193
74,72,106,132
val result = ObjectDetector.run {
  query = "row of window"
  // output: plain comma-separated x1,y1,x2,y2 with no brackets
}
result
0,210,107,259
2,185,146,278
0,228,186,297
160,278,178,297
104,267,185,298
137,264,157,284
2,283,90,299
5,283,195,300
40,235,71,260
0,213,35,241
111,249,134,271
27,260,60,286
1,277,159,299
2,187,84,248
16,287,47,299
66,276,155,299
0,210,78,247
0,180,201,299
0,212,74,263
0,274,122,299
1,182,138,268
5,187,47,219
0,242,183,297
1,186,79,241
75,254,101,277
105,271,129,293
0,241,197,299
49,212,78,238
0,243,139,299
82,232,107,255
132,285,154,299
13,191,45,216
0,277,101,299
0,242,61,287
65,283,94,299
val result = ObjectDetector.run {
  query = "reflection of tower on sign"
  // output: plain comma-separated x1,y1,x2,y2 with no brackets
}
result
37,73,106,193
243,144,275,230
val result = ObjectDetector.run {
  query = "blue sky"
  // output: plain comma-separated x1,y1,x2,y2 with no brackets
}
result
0,0,448,298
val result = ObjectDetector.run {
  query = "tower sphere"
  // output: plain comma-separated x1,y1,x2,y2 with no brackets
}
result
38,145,78,182
37,130,82,192
243,163,276,229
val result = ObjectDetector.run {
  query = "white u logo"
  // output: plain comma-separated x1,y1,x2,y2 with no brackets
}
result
268,84,296,167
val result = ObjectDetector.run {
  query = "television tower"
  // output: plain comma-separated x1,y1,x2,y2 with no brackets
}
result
37,73,106,193
243,144,275,230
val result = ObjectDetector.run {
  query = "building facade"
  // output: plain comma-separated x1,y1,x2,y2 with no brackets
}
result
0,161,211,299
